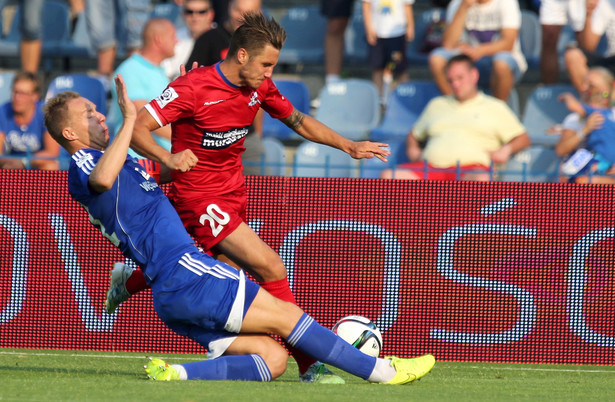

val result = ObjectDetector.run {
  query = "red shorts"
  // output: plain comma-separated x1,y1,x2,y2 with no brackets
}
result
171,191,247,252
398,162,490,181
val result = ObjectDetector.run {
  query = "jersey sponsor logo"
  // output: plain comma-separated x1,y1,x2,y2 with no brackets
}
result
201,126,249,149
154,87,179,109
248,91,261,107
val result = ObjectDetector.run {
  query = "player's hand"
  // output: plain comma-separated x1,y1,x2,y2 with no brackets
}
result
114,74,137,121
165,149,198,172
348,141,391,162
179,61,199,77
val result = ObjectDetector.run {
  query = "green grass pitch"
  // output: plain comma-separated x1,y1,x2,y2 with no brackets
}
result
1,348,614,401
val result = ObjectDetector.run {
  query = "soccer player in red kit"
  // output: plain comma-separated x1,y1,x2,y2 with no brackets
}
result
108,12,391,383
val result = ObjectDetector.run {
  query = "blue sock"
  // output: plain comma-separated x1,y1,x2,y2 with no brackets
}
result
287,313,377,379
182,354,271,381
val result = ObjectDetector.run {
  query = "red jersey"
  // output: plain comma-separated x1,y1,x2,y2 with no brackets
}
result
145,63,293,203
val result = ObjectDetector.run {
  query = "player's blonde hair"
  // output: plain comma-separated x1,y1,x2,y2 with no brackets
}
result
43,90,80,146
227,12,286,58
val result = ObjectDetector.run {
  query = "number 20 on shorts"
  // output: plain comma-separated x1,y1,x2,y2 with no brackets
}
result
199,204,230,237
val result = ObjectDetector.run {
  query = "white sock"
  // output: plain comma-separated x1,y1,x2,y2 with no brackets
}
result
367,358,396,383
172,364,188,380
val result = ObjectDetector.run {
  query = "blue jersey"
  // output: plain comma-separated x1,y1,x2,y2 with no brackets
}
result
0,101,47,155
584,105,615,165
67,148,197,281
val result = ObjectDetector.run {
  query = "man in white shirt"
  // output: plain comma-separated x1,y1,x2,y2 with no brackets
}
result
428,0,526,102
161,0,215,80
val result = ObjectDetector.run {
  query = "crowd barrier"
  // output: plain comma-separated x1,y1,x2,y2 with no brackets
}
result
1,170,614,364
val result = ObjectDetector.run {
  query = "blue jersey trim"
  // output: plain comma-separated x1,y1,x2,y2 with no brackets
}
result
215,62,240,89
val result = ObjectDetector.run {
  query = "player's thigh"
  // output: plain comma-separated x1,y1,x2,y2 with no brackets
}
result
214,222,287,282
226,334,289,378
241,288,303,337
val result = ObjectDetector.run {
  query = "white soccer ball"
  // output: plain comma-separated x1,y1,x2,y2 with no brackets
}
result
332,315,383,357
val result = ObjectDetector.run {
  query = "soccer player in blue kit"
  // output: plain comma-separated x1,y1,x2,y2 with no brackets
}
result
42,74,435,383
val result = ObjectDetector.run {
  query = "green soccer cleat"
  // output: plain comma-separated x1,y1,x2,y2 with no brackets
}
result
383,354,435,385
144,358,180,381
105,262,133,314
299,362,345,384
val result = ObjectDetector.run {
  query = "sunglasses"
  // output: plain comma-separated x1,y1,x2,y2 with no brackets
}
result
184,8,209,15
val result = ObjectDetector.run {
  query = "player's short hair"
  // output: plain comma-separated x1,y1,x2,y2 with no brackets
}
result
227,12,286,59
12,70,41,94
43,90,80,145
445,54,476,73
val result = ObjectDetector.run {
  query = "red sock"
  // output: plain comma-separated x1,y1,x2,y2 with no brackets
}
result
260,277,317,374
125,269,149,295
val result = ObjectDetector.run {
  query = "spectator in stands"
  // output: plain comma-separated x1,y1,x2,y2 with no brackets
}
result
428,0,526,102
539,0,585,85
107,18,177,154
563,0,615,94
380,54,529,181
0,71,59,170
362,0,414,106
19,0,43,73
321,0,354,85
187,0,265,176
85,0,152,91
556,67,615,183
161,0,215,80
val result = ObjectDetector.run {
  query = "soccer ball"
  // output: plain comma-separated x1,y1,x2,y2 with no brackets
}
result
332,315,383,357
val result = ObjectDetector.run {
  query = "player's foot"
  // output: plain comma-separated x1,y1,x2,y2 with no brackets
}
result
104,262,133,314
299,362,345,384
144,357,180,381
383,354,435,385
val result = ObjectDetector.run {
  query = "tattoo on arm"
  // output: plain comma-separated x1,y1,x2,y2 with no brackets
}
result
282,109,305,131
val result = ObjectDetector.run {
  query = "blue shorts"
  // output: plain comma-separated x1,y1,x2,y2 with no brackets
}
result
151,251,260,358
368,35,408,72
430,47,524,83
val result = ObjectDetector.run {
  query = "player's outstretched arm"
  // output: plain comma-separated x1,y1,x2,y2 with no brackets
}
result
89,74,137,192
281,109,390,162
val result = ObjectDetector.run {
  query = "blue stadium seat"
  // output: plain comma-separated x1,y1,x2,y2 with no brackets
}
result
0,70,16,105
55,12,95,58
484,87,521,117
45,74,108,115
344,1,368,64
522,84,578,147
359,139,408,178
293,142,355,178
520,10,541,69
315,79,380,141
0,1,71,66
150,2,183,26
278,6,327,65
499,145,562,182
370,81,441,142
406,8,446,66
262,79,310,140
262,137,286,176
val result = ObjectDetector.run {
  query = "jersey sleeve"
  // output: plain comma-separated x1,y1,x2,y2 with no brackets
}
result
260,79,294,120
145,74,196,127
67,148,103,202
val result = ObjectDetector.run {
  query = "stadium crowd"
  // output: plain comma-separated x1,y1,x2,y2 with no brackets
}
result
0,0,614,183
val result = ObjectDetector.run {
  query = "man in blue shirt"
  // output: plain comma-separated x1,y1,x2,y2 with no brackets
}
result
0,71,59,169
42,74,435,383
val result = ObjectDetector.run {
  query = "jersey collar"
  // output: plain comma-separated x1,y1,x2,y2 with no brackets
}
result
215,62,241,89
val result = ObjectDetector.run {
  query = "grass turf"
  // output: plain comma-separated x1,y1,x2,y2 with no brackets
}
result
1,348,614,401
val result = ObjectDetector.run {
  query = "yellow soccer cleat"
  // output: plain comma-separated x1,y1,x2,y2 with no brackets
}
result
144,358,180,381
383,354,435,385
